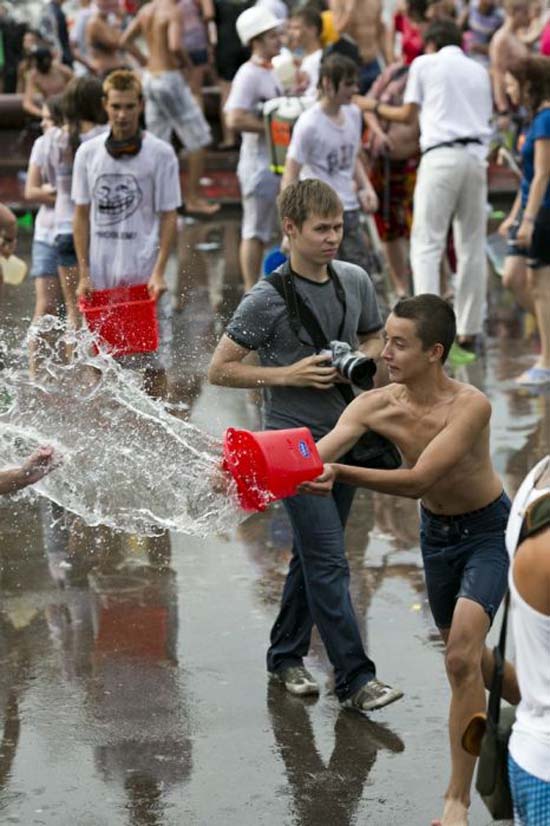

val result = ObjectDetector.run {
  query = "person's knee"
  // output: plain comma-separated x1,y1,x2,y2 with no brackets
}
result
445,643,480,685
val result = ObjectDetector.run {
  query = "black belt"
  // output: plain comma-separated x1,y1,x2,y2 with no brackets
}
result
422,137,483,156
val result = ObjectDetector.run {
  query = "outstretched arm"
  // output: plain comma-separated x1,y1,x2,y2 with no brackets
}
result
304,394,491,498
0,447,57,495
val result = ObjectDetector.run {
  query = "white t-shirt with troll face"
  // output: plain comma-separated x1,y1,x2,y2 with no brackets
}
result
72,131,182,289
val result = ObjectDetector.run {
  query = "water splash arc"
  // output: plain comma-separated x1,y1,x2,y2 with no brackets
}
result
0,317,246,536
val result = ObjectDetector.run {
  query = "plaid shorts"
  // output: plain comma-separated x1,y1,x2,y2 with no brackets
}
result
509,754,550,825
143,70,211,152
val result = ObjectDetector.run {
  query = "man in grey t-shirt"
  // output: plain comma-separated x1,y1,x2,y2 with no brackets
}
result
209,179,403,713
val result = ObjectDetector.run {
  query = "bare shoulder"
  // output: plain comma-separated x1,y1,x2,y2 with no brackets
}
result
450,381,491,419
351,384,396,417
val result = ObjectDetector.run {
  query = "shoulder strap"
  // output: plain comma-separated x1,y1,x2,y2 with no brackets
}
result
487,590,510,726
265,269,355,405
265,271,328,351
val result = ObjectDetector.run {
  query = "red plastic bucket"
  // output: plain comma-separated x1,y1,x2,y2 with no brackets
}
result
223,427,324,512
78,284,159,356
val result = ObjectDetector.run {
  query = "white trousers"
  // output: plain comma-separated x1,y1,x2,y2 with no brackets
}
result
410,148,488,337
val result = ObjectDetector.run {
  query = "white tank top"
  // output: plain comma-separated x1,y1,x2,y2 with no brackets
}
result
508,487,550,781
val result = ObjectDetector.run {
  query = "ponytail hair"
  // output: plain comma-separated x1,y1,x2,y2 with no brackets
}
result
61,76,107,159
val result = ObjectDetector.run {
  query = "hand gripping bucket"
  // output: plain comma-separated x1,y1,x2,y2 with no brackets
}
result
223,427,324,511
78,284,158,356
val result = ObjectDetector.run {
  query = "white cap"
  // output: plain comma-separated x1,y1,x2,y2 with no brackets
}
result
236,6,281,46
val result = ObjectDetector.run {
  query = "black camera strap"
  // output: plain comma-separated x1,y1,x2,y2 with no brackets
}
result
265,263,354,405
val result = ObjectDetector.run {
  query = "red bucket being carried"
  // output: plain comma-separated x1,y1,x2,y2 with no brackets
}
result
223,427,324,512
78,284,158,356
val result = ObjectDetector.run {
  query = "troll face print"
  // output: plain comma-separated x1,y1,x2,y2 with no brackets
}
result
93,174,143,226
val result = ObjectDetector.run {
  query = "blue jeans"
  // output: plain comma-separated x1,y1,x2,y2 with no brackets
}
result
267,483,376,701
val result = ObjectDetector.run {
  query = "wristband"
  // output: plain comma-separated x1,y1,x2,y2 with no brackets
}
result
523,215,535,224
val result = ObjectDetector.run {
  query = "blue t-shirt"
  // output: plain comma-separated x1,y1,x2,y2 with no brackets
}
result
521,108,550,209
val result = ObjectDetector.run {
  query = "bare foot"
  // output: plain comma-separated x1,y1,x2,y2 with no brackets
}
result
431,797,469,826
186,198,221,216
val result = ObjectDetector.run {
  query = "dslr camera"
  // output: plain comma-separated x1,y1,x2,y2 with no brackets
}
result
322,341,377,390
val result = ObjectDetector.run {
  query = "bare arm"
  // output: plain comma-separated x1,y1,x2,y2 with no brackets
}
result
281,156,302,190
0,204,17,236
22,72,43,119
355,96,418,124
148,210,177,298
513,532,550,615
329,0,355,33
88,16,122,50
108,15,146,64
225,107,264,134
24,163,56,206
0,447,56,495
119,12,142,47
74,203,92,296
208,334,339,389
308,393,491,498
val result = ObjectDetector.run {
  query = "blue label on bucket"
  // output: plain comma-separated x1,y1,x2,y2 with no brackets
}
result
298,440,311,458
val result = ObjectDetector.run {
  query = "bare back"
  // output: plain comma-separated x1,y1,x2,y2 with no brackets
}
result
331,0,383,63
356,380,502,514
140,0,182,72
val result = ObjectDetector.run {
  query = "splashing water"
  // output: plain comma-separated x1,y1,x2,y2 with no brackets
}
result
0,317,247,536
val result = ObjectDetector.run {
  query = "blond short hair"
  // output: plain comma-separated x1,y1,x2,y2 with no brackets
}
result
103,69,143,100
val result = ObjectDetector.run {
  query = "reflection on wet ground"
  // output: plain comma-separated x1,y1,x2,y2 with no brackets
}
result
0,214,544,824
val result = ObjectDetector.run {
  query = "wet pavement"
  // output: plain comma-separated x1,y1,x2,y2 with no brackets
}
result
0,214,544,826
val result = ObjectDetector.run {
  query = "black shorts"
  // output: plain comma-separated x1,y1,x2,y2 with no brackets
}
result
420,492,510,629
506,206,550,269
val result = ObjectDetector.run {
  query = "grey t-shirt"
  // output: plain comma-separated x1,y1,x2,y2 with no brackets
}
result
225,260,382,438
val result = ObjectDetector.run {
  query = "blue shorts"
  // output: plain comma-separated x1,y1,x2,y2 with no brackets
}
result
30,239,59,278
509,754,550,825
188,48,209,66
54,233,77,268
419,491,510,629
359,58,382,95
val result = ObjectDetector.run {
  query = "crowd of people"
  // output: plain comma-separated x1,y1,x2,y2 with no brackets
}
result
0,0,549,825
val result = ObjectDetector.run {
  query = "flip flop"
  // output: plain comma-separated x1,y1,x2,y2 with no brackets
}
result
515,366,550,386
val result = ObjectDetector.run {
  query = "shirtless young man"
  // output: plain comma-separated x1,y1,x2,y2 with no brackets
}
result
121,0,219,215
329,0,391,93
85,0,144,76
23,47,72,119
489,0,529,116
300,294,520,826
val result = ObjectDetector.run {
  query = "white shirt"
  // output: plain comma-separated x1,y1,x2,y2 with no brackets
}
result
287,102,363,211
404,45,492,159
29,135,55,245
224,61,282,194
300,49,322,103
71,131,182,289
44,125,108,236
506,462,550,782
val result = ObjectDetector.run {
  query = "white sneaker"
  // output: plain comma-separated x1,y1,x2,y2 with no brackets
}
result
340,679,403,712
270,665,320,696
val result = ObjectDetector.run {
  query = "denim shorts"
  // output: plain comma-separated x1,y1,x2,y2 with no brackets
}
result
30,239,59,278
54,233,77,268
419,491,510,629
